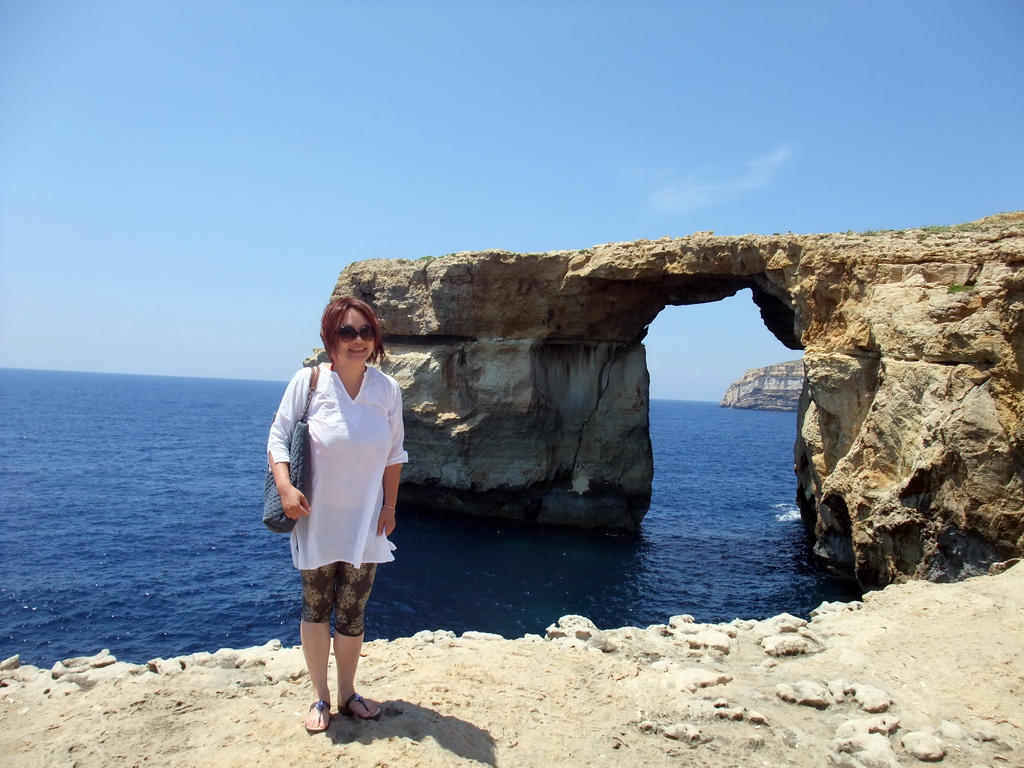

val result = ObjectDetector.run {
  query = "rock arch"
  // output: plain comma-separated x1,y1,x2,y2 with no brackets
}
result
333,215,1024,589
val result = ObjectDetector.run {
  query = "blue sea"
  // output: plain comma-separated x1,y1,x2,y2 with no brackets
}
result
0,368,859,667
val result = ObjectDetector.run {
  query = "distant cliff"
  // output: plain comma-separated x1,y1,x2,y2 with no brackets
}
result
721,360,804,411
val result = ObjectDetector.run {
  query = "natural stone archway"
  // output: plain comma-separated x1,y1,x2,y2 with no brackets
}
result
329,213,1024,589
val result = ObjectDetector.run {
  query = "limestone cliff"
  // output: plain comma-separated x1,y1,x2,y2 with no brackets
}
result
333,212,1024,589
721,360,804,411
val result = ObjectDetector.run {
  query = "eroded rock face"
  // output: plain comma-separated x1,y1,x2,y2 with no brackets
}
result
721,359,804,411
333,213,1024,588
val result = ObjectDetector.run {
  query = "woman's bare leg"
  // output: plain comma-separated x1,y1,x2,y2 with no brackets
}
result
301,620,332,728
335,632,379,717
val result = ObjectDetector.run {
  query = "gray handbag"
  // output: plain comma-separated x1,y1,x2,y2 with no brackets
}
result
263,366,320,533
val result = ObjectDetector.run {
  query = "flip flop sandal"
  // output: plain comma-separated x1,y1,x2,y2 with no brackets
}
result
340,692,381,720
305,700,331,733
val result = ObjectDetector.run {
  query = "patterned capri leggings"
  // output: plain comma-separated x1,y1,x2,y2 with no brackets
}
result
300,562,377,637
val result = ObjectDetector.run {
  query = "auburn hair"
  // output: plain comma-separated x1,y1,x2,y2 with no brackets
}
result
319,296,386,365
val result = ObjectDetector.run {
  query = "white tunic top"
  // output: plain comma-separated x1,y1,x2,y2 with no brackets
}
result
267,363,409,570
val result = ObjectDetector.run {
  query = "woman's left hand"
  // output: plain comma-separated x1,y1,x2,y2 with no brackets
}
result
377,505,396,537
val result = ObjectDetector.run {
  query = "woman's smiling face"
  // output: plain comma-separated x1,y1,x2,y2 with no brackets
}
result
332,308,375,367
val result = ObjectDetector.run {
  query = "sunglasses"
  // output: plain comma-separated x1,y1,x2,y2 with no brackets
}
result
336,324,374,342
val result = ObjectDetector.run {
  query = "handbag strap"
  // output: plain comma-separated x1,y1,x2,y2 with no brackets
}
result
300,366,320,422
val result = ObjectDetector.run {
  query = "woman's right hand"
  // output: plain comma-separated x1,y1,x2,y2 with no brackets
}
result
280,483,311,520
270,457,311,520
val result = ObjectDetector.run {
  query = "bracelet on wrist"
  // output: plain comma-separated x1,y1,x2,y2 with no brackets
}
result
381,505,396,512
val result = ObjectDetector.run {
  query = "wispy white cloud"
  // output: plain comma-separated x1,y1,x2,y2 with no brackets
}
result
650,146,795,214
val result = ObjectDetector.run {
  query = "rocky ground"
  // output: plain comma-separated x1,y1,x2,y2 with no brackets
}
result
2,561,1022,768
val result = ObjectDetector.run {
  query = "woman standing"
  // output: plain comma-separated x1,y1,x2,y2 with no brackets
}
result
268,296,407,732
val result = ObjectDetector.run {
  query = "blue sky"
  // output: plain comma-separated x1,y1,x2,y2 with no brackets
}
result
1,1,1021,401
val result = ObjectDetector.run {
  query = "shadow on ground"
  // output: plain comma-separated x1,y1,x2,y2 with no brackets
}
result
327,699,497,766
